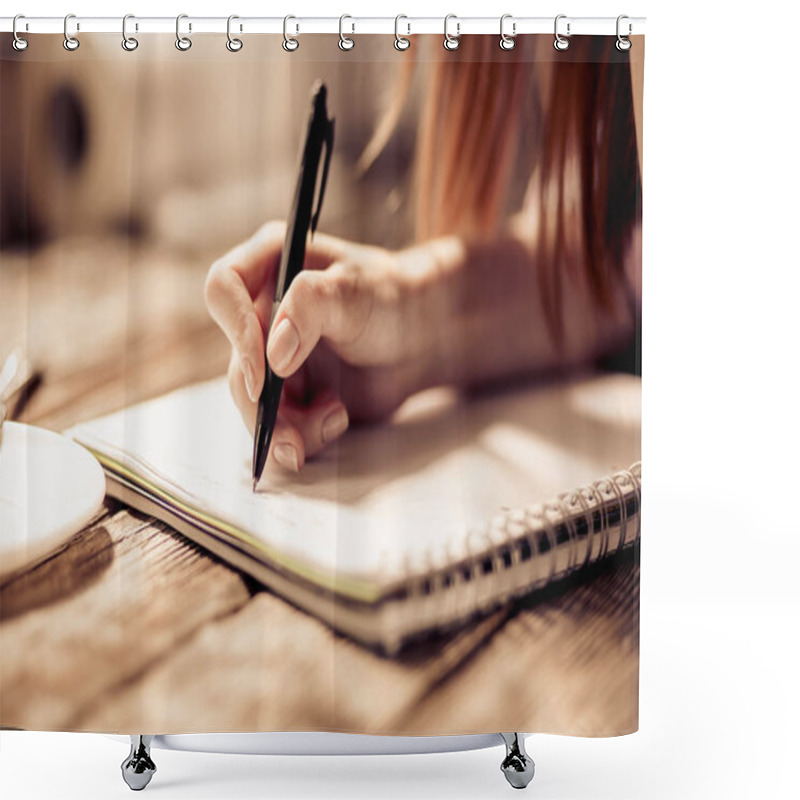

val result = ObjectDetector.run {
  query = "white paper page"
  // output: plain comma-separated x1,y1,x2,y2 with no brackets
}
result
68,373,640,589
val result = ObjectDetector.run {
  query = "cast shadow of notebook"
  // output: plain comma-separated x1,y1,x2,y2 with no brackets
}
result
68,371,641,654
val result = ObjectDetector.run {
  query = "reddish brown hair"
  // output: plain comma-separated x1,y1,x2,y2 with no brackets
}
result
531,36,642,340
361,35,642,341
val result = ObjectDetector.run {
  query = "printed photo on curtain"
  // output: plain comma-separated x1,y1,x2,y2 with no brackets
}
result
0,20,643,788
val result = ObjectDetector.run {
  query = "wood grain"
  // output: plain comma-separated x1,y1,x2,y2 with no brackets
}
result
0,238,639,735
394,551,640,735
70,595,511,734
0,507,252,730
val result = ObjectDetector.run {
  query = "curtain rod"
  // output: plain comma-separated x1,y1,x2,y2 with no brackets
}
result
0,16,646,37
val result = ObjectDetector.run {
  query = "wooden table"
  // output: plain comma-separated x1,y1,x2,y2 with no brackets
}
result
0,238,639,736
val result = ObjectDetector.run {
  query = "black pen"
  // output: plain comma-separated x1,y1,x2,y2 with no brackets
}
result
252,81,335,491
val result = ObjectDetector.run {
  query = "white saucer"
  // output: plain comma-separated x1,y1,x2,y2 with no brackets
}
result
0,421,106,579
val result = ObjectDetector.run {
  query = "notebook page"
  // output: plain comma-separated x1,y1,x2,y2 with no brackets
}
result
69,373,640,592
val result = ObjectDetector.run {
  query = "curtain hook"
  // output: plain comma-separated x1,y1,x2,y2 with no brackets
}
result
553,14,570,51
443,14,460,51
339,14,354,50
175,14,192,51
63,13,80,51
499,14,516,51
226,14,243,51
122,14,139,51
283,15,299,51
394,14,410,51
12,14,28,51
616,14,632,51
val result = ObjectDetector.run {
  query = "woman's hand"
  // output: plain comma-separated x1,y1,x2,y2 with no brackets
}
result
204,221,429,473
205,218,639,477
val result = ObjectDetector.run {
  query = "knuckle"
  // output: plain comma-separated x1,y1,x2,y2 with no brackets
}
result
254,219,287,248
330,261,363,303
234,311,252,351
204,259,226,307
289,271,323,308
329,262,373,344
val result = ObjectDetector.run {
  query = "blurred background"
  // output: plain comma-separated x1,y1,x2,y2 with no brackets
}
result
1,34,423,250
0,34,426,430
0,29,640,438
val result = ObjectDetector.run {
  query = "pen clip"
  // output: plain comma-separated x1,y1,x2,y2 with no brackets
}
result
310,117,334,237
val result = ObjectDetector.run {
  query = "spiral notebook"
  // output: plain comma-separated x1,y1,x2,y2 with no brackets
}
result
67,373,641,654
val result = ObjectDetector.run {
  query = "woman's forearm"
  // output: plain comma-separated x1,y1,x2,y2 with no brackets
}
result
395,229,639,393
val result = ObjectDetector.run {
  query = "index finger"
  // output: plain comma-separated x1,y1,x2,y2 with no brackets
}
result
205,223,288,399
205,222,350,400
204,223,285,347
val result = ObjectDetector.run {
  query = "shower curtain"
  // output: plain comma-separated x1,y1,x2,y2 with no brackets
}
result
0,27,643,739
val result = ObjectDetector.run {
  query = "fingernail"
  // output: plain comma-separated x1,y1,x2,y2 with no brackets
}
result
322,406,349,444
241,357,257,402
274,443,299,472
267,317,300,373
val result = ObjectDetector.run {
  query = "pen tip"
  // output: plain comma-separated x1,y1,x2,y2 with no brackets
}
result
252,478,258,493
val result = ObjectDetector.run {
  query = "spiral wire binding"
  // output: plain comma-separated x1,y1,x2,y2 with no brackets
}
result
399,463,642,641
5,14,637,54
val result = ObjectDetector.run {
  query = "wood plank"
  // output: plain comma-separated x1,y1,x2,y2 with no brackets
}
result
0,237,230,432
70,592,511,734
392,553,639,735
28,322,229,432
0,509,252,731
0,502,113,620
